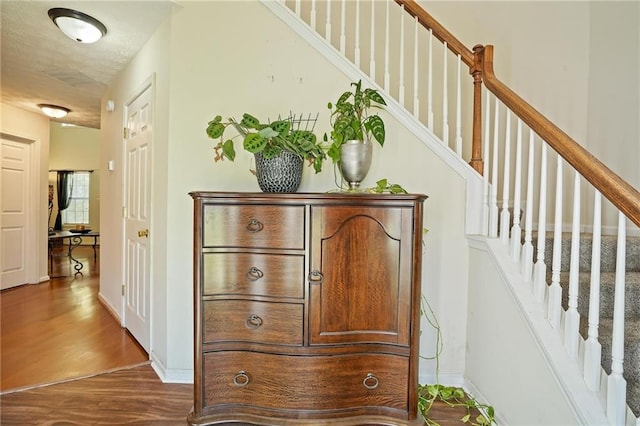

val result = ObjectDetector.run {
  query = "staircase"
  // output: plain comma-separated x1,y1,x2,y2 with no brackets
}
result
546,233,640,416
266,0,640,423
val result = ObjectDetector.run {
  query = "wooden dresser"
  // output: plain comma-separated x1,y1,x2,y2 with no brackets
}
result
188,192,427,425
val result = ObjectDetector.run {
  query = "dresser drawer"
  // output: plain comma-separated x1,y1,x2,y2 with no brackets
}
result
203,300,303,346
202,253,304,298
202,351,409,411
203,205,304,249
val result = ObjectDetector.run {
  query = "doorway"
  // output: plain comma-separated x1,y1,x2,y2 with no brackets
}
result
122,78,154,352
1,133,37,290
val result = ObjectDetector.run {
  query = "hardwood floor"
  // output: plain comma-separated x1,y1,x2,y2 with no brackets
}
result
1,364,193,425
0,245,475,425
0,246,148,391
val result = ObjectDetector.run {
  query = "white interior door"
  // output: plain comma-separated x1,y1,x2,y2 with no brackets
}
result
123,81,153,351
1,137,31,290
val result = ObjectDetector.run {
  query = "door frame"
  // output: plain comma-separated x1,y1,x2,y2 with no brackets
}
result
120,74,155,349
0,132,39,286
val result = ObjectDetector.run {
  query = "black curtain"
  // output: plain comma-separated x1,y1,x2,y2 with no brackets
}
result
54,171,74,230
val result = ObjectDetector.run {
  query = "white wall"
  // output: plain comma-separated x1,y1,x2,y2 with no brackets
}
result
98,0,471,382
587,1,640,229
0,103,51,283
49,123,100,233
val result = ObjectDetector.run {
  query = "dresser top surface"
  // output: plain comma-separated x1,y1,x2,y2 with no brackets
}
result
189,191,428,204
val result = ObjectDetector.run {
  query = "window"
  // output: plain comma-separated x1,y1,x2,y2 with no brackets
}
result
62,172,90,225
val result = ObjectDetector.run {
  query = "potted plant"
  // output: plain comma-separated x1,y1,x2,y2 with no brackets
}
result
326,80,387,189
206,112,325,192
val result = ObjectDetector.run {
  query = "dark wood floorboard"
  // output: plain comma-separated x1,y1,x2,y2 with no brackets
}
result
0,246,148,391
0,364,193,425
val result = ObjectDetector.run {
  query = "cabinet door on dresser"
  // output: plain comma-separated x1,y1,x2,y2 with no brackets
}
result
309,205,416,346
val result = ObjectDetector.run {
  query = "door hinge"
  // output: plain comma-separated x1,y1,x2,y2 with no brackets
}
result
123,127,128,139
122,284,125,296
122,206,127,217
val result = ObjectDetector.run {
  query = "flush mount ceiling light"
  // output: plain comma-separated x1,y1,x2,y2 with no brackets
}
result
38,104,71,118
48,8,107,44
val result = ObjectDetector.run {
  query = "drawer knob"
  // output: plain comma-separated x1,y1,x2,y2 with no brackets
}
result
362,373,379,390
246,314,263,329
233,370,250,387
245,266,264,281
246,219,264,233
307,270,324,285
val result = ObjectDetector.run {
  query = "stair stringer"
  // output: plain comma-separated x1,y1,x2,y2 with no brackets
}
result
467,236,611,425
261,0,485,237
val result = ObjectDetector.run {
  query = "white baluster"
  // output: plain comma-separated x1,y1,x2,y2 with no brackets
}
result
455,54,462,156
547,156,563,328
584,190,602,391
398,5,405,106
481,90,491,237
325,0,332,42
442,42,449,146
564,171,581,359
384,0,390,91
427,29,433,131
499,110,512,245
533,143,548,302
607,211,627,425
369,0,375,81
310,0,317,31
339,0,346,54
489,98,500,238
412,16,419,119
354,0,360,67
295,0,301,16
510,118,523,260
521,129,535,281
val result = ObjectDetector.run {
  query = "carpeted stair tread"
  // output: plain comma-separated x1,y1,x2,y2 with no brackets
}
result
554,271,640,319
535,232,640,415
536,232,640,273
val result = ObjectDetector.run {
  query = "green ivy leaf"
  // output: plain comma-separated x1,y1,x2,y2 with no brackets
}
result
261,144,281,159
243,133,266,153
365,115,385,146
270,119,290,136
240,113,260,129
258,127,279,139
453,388,466,399
461,414,470,423
206,121,225,139
364,88,387,106
221,139,235,161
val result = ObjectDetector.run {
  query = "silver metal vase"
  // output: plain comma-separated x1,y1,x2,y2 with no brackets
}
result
339,139,372,189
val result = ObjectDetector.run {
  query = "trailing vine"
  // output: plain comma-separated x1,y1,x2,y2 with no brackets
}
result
419,291,496,425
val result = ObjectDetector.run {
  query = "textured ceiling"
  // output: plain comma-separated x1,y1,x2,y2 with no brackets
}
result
1,1,176,129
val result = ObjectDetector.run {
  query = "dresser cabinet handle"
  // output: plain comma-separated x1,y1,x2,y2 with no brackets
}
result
245,266,264,281
246,219,264,233
307,270,324,285
233,370,250,387
362,373,379,390
246,314,263,329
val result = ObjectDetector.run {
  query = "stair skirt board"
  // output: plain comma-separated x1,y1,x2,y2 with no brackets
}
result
470,236,635,425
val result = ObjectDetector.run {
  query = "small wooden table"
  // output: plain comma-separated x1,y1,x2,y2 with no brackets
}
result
48,231,100,277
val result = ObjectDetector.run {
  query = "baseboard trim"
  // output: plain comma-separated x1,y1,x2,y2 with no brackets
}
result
97,292,122,325
150,351,193,384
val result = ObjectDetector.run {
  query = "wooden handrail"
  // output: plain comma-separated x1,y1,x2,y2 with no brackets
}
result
480,45,640,228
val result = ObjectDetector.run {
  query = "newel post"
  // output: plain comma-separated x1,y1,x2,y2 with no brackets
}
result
469,44,485,175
